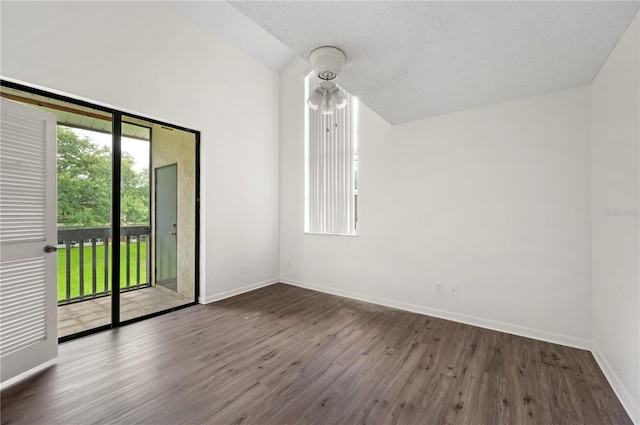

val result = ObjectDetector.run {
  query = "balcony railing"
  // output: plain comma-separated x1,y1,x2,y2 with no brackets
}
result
57,226,151,305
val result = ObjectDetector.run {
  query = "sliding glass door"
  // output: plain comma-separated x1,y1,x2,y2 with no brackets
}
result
0,81,199,340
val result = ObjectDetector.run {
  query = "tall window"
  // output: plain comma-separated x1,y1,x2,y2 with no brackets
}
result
305,74,358,235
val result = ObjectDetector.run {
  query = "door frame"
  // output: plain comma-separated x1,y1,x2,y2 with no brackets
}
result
0,79,201,343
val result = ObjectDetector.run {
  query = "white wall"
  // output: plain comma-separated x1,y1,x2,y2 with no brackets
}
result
281,58,593,347
0,1,281,302
591,13,640,423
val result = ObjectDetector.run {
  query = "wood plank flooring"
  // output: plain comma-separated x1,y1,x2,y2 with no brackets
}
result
1,283,632,424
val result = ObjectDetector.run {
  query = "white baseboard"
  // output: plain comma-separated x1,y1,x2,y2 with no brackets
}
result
281,278,592,350
591,344,639,425
199,278,279,304
0,359,57,391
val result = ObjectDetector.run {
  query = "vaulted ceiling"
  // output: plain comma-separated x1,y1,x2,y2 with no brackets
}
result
168,1,639,125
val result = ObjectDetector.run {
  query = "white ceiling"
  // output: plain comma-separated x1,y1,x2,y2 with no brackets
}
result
163,1,295,72
168,1,639,125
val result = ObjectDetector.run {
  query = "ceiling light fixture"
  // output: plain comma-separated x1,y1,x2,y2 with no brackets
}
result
307,46,347,115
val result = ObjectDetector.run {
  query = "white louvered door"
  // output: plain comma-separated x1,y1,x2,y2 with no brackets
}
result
0,98,57,384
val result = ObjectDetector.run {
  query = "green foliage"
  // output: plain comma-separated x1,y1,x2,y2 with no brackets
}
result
121,155,149,225
57,127,111,226
56,127,149,227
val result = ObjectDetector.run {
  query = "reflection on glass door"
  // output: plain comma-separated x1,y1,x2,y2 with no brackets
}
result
120,116,196,322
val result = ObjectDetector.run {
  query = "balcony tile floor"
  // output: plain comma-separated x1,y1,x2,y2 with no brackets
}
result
58,286,192,338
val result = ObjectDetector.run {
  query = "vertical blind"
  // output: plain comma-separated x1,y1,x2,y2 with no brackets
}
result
305,76,357,235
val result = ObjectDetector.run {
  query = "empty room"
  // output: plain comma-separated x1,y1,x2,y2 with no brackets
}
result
0,1,638,424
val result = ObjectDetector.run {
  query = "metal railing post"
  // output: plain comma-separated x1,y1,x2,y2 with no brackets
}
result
57,226,151,305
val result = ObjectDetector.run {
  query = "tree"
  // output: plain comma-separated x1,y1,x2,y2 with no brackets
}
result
120,155,149,225
57,127,111,227
57,127,149,227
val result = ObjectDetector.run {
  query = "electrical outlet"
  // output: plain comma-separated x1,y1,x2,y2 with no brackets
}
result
450,285,459,296
435,282,443,293
242,264,247,273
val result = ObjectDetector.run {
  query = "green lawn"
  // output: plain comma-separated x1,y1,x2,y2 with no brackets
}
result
57,242,148,302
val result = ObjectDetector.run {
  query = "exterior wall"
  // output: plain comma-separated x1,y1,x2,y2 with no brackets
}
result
150,124,196,300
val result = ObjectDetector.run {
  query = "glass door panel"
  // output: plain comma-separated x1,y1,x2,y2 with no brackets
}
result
56,124,113,338
119,116,196,322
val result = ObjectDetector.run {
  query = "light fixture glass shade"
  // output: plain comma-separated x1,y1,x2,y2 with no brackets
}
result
330,89,347,109
307,88,324,110
321,91,335,115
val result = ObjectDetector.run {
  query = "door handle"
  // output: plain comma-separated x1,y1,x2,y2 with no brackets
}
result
44,245,57,253
170,231,177,237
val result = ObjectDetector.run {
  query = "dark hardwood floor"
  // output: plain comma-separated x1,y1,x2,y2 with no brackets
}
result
1,283,631,424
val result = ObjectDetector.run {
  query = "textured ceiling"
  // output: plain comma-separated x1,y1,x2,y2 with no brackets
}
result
229,1,639,124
